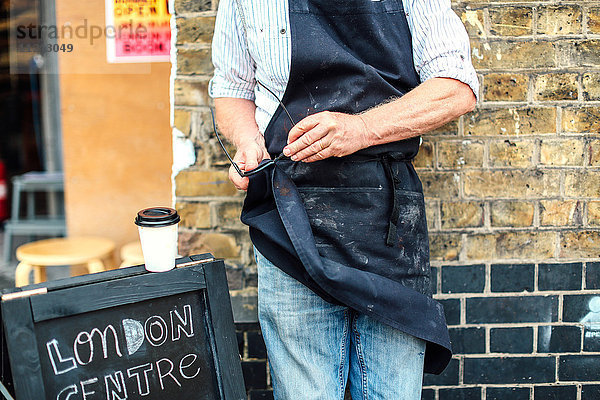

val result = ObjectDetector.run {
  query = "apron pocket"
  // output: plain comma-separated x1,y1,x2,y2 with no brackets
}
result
297,186,430,293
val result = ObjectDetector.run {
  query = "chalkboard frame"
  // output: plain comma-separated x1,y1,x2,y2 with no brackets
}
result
0,254,245,400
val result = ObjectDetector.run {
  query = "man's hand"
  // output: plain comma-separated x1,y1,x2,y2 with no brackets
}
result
283,111,371,162
229,132,271,191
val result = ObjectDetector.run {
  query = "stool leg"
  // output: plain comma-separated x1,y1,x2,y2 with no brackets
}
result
87,259,106,274
33,266,47,284
15,262,34,287
2,225,12,264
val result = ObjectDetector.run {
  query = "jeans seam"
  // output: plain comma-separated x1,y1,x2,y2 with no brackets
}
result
338,309,350,400
352,316,369,400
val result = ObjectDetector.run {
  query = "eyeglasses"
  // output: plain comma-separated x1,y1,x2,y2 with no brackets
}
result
211,81,295,178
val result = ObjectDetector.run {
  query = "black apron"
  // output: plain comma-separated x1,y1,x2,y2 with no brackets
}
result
240,0,452,374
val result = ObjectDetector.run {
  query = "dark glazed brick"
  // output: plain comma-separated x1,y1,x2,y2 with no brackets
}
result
486,387,530,400
586,262,600,289
464,357,555,384
242,361,267,390
430,266,438,294
466,296,558,324
490,327,533,353
247,331,267,359
582,385,600,400
442,264,485,293
449,327,485,354
249,390,274,400
563,294,600,322
423,358,459,386
438,387,481,400
421,389,435,400
534,385,577,400
537,325,582,353
491,264,534,293
559,355,600,381
439,298,461,326
538,263,582,291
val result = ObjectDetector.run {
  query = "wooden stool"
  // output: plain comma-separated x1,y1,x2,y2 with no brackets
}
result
119,241,144,268
15,237,116,287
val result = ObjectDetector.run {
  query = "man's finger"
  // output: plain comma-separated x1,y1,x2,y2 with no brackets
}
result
284,123,329,157
291,138,330,161
229,165,249,190
287,115,320,144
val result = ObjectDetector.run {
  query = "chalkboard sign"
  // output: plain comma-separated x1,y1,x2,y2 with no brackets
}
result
0,254,245,400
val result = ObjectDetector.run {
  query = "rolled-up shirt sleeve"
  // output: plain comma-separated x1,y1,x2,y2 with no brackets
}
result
209,0,256,100
405,0,480,100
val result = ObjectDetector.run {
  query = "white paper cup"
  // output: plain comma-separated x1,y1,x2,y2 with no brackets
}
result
135,207,180,272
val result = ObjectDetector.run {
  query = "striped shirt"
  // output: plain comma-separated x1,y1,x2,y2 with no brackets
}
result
209,0,479,134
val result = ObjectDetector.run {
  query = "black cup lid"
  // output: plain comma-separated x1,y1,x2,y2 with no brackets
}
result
135,207,180,227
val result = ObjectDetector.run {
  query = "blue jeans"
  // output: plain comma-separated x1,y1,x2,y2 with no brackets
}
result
255,249,426,400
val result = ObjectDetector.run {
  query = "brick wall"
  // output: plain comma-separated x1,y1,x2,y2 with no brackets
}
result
171,0,600,398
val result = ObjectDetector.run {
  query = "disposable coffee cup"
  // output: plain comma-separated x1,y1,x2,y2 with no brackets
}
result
135,207,180,272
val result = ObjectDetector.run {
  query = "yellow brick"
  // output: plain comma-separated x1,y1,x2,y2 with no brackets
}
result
176,16,215,45
460,8,485,38
562,107,600,133
414,141,434,169
588,202,600,226
540,200,580,227
215,202,245,229
540,139,585,166
175,169,239,197
438,141,484,169
428,120,460,136
589,8,600,34
589,139,600,167
173,109,192,135
441,202,484,229
489,7,533,36
490,201,534,227
560,231,600,259
534,73,579,101
174,78,211,107
571,40,600,68
471,40,556,70
564,172,600,198
467,232,556,260
177,48,213,76
425,201,439,231
583,73,600,101
483,73,528,102
537,6,582,35
178,231,241,259
420,172,460,200
429,234,462,261
465,108,556,136
489,140,534,168
176,202,211,228
465,170,560,199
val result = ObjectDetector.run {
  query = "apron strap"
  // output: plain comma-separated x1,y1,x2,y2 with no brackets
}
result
381,155,401,247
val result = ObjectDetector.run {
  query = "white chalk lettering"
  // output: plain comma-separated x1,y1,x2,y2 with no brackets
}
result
145,316,168,347
74,331,94,365
104,371,128,400
56,384,78,400
47,339,77,376
171,304,194,341
179,353,201,380
122,319,144,355
156,358,181,390
81,378,98,399
74,325,122,365
127,363,153,396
